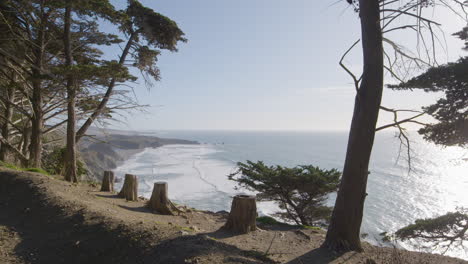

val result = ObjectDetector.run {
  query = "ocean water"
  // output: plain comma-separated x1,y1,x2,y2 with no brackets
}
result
113,130,468,259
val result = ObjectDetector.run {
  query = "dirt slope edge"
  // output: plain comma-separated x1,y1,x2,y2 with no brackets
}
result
0,169,272,264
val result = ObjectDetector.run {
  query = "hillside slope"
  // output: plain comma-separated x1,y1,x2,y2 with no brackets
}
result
80,134,198,180
0,169,466,264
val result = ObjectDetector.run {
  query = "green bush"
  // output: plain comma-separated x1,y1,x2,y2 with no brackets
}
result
0,161,50,176
229,161,341,226
0,161,20,170
394,208,468,253
24,167,50,175
42,146,87,177
256,216,280,225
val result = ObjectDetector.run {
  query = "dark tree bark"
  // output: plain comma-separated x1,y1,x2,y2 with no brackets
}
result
63,0,78,183
223,195,257,234
75,33,135,143
29,80,43,168
147,182,175,215
28,1,47,168
21,126,30,166
118,174,138,201
100,171,114,192
322,0,384,252
0,83,15,162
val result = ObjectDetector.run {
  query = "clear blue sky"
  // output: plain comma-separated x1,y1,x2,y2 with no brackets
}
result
105,0,466,131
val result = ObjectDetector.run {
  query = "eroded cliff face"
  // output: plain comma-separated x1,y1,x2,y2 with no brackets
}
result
80,134,198,181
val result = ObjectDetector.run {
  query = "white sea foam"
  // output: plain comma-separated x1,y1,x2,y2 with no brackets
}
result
114,144,278,215
113,131,468,259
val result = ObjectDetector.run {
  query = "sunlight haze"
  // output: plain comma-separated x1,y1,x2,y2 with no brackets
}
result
107,0,466,131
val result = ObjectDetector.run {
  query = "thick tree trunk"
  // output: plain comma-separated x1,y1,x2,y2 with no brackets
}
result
20,126,30,167
323,0,384,252
29,81,43,168
63,1,78,183
75,33,135,143
0,84,15,162
100,171,114,192
147,182,175,215
118,174,138,201
28,3,47,168
223,195,257,234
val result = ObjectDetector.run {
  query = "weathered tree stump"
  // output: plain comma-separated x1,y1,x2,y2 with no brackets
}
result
223,195,257,233
100,171,114,192
118,174,138,201
147,182,176,215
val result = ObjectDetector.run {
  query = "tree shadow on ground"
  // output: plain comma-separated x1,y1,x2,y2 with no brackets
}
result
203,228,245,239
0,171,276,264
94,193,120,199
144,234,275,264
117,204,152,214
284,247,348,264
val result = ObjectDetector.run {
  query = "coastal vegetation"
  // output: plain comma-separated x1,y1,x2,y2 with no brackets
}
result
0,0,186,181
229,161,340,226
385,22,468,257
395,208,468,254
388,26,468,148
0,0,466,263
323,0,468,252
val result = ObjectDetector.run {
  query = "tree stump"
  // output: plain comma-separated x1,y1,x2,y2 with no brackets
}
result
118,174,138,201
147,182,176,215
100,171,114,192
223,195,257,233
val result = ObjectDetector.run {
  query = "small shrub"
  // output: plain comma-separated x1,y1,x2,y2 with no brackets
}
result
42,146,87,177
0,162,50,176
394,208,468,254
300,225,322,230
256,216,280,225
24,168,50,175
229,161,341,226
0,161,20,170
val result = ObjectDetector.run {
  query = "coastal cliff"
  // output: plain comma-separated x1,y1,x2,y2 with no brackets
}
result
80,133,198,180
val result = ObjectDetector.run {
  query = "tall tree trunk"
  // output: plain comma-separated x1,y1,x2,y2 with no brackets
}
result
29,80,43,168
63,1,77,183
75,33,135,143
28,1,47,168
322,0,384,252
0,83,15,162
21,126,30,156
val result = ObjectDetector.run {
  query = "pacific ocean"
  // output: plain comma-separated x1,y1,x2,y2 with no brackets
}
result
114,130,467,259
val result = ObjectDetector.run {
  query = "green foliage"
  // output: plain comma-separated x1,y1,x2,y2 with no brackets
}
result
229,161,341,226
0,161,20,170
300,225,322,230
394,208,468,254
388,26,468,147
256,216,280,225
42,146,87,177
125,0,187,51
119,0,187,81
389,57,468,147
24,168,50,175
0,161,50,176
454,25,468,50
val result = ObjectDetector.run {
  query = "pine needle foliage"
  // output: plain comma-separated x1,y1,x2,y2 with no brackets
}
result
228,161,341,226
395,208,468,254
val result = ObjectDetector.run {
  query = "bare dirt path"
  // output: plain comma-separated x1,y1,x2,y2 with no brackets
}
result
0,168,466,264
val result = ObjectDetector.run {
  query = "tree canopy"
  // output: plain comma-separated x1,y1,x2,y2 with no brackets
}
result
229,161,341,226
395,208,468,254
0,0,186,180
388,29,468,147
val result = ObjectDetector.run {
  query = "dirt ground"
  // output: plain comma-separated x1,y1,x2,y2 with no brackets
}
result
0,168,466,264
